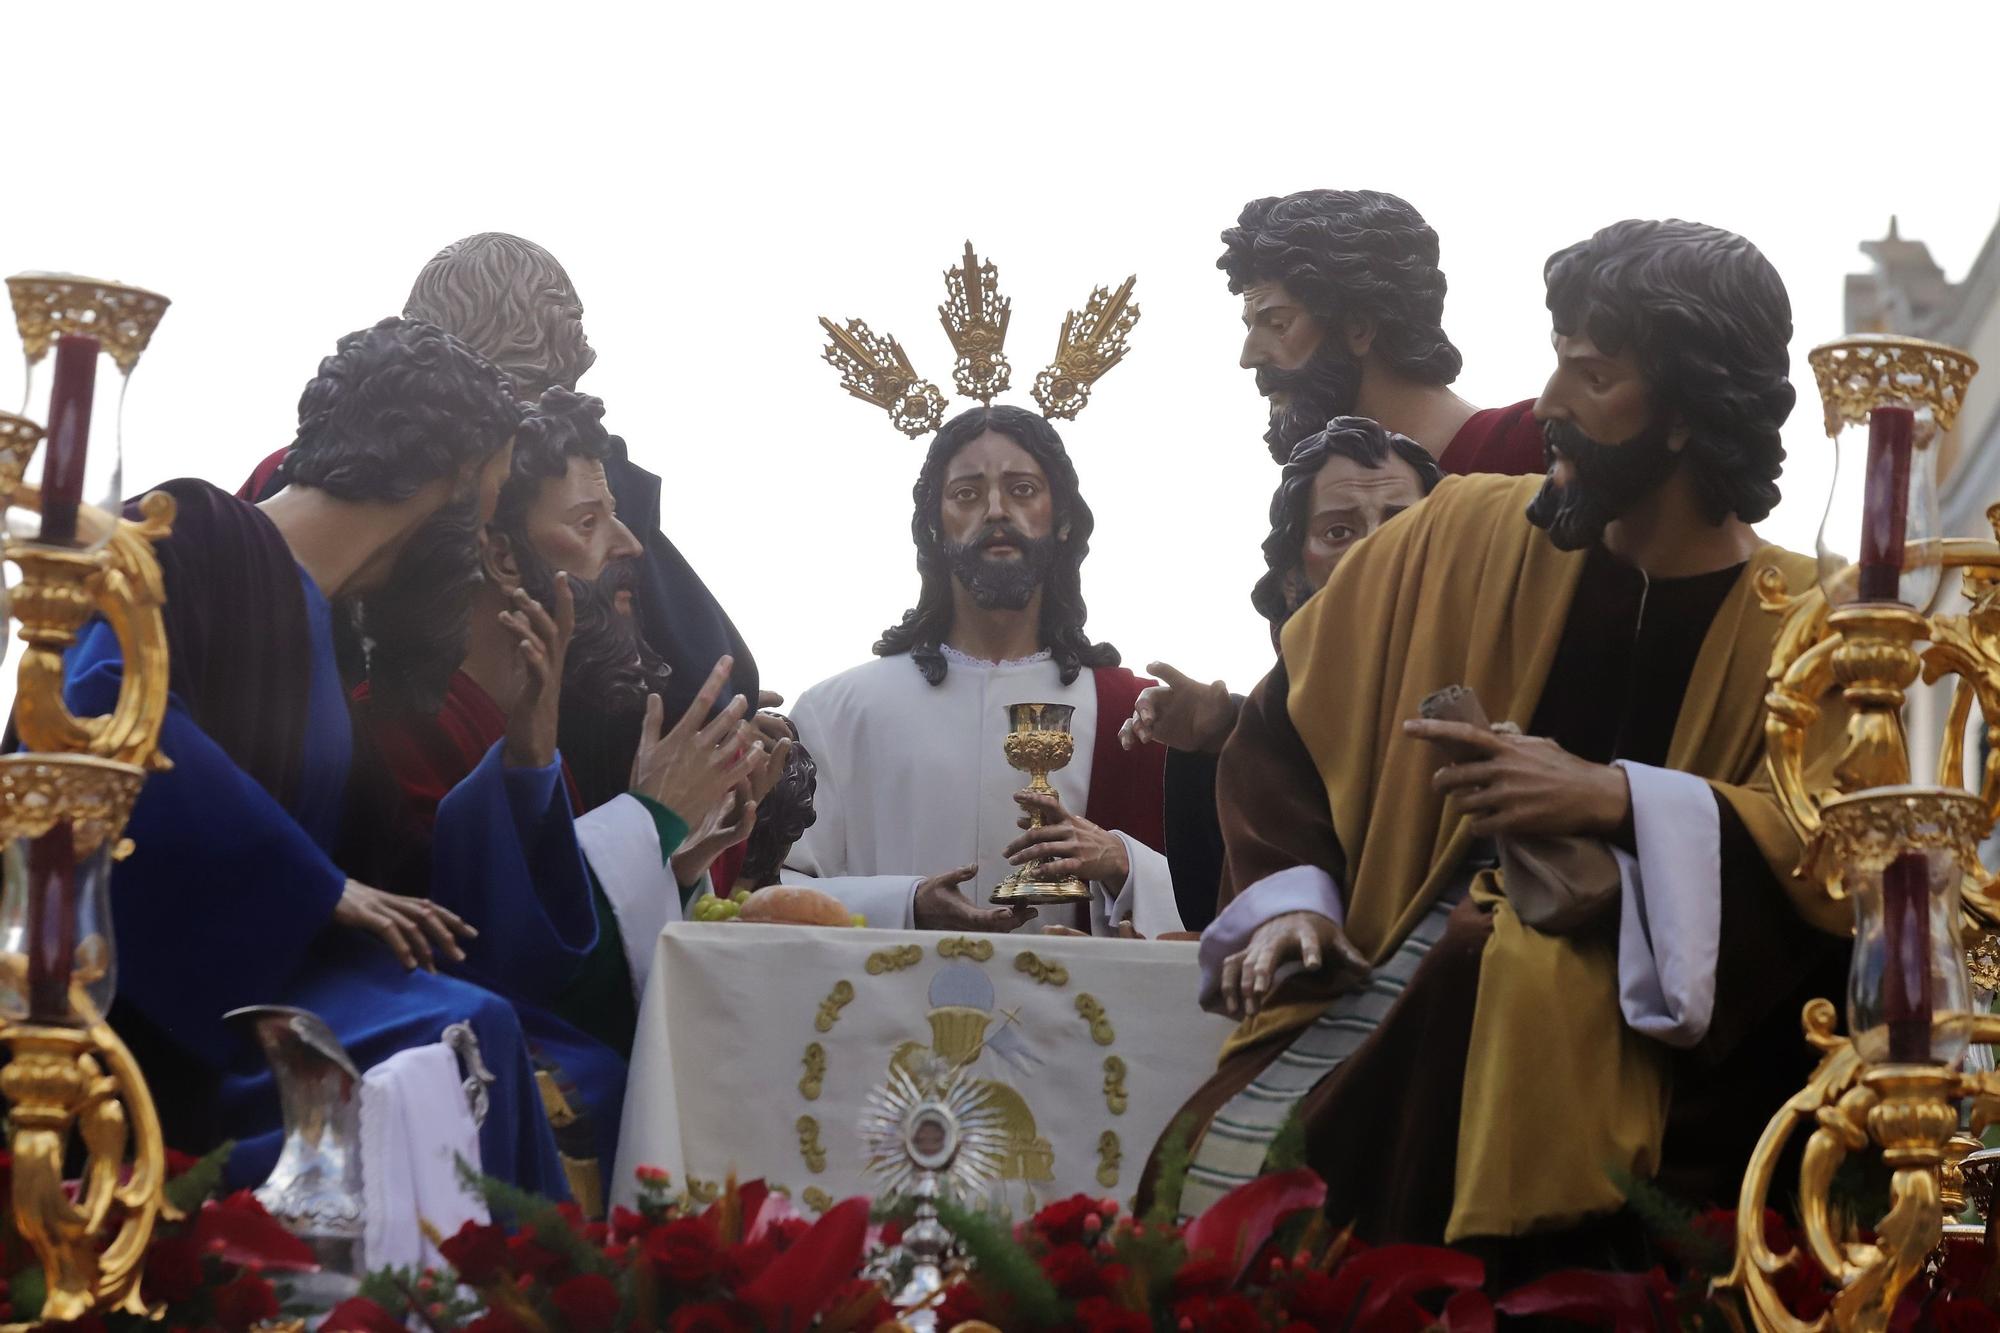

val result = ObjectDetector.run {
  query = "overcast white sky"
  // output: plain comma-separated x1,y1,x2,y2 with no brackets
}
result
7,0,2000,710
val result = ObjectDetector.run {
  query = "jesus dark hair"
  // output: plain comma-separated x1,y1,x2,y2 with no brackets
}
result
281,316,522,503
875,404,1119,686
1250,416,1441,627
1219,190,1463,386
1543,218,1794,525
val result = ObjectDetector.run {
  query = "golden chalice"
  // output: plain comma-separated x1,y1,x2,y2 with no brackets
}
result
991,702,1090,907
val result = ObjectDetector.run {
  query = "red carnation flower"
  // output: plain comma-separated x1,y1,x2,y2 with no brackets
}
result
822,1277,897,1331
551,1273,622,1332
506,1229,568,1283
463,1311,528,1333
667,1301,754,1333
1030,1193,1104,1246
1040,1243,1123,1300
140,1230,205,1307
1075,1296,1152,1333
321,1297,409,1333
210,1273,280,1332
935,1281,988,1326
647,1216,722,1285
439,1219,510,1285
1174,1292,1264,1333
1931,1297,2000,1333
1280,1269,1344,1323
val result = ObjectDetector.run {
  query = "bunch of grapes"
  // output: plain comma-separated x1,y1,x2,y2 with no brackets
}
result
689,887,752,922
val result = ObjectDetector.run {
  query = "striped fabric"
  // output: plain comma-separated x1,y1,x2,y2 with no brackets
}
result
1178,892,1459,1219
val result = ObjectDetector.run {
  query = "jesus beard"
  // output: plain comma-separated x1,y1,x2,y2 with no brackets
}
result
1524,417,1680,551
1257,343,1363,463
354,485,485,716
944,524,1059,610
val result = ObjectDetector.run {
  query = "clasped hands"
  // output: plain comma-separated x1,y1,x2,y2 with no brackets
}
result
1219,721,1629,1017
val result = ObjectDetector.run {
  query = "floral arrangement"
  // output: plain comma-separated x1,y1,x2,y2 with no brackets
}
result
0,1144,322,1332
0,1151,1986,1331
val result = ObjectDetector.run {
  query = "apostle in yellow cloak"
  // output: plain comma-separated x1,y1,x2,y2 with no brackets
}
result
1142,219,1848,1274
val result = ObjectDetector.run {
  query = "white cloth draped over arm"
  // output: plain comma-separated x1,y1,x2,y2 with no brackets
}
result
1610,760,1722,1049
1194,865,1345,1014
359,1043,488,1273
577,793,683,1003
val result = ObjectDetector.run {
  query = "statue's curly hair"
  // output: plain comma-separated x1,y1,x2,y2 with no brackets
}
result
405,232,597,399
1543,218,1794,525
1250,416,1441,628
1219,189,1462,385
280,316,523,502
875,405,1119,686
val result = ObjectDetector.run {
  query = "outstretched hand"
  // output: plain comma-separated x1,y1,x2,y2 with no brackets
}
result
629,655,766,825
501,577,575,770
912,864,1033,933
1219,910,1369,1019
1119,661,1238,754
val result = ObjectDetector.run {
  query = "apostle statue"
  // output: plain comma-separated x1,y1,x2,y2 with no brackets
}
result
1224,188,1545,473
1127,418,1442,929
783,405,1183,937
1140,220,1849,1272
239,232,767,815
351,387,774,1182
71,318,590,1196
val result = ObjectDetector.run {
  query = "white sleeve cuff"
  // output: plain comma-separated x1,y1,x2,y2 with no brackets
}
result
1612,761,1721,1049
1196,865,1343,1013
1095,833,1185,938
578,793,679,1002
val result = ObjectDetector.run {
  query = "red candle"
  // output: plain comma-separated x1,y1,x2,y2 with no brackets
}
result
24,823,76,1023
39,332,98,547
1857,405,1914,602
1881,849,1934,1062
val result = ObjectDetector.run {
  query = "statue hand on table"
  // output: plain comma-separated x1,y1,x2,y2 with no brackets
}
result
1118,661,1238,755
1006,790,1129,892
1220,910,1369,1019
333,881,477,973
500,576,575,770
913,864,1033,933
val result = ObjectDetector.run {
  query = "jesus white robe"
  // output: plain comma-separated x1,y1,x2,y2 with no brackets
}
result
784,648,1182,936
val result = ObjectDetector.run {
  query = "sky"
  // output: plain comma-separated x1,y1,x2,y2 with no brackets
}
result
6,0,2000,712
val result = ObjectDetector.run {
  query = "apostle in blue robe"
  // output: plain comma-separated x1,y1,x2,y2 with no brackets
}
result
63,318,583,1196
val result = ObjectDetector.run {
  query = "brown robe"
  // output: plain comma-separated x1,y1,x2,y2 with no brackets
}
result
1142,474,1846,1243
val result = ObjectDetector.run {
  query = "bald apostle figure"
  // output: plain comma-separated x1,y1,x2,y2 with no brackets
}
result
1141,220,1849,1269
785,405,1182,937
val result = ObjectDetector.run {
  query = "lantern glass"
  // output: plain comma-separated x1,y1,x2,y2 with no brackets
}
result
1842,842,1973,1067
1814,402,1943,611
0,833,118,1026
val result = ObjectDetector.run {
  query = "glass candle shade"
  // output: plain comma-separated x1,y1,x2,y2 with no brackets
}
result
1822,786,1984,1066
0,832,116,1025
1808,336,1978,612
4,274,171,552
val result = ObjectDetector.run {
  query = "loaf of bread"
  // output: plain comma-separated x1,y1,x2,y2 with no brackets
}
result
736,884,855,927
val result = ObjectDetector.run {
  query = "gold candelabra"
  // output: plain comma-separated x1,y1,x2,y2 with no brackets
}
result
0,272,176,1323
1717,335,2000,1330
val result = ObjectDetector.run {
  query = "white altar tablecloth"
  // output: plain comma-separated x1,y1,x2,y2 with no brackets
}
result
612,923,1234,1215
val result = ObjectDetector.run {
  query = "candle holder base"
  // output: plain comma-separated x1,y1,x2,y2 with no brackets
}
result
990,872,1091,907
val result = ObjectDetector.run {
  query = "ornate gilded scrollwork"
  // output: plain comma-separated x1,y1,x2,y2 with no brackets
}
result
1101,1056,1127,1116
817,317,948,439
1715,1004,2000,1331
1075,994,1114,1046
6,273,171,375
799,1042,827,1101
801,1186,833,1215
797,1115,827,1174
1032,275,1139,421
937,937,994,962
815,980,856,1033
866,944,924,975
1094,1131,1121,1191
1013,952,1069,987
684,1176,721,1206
939,241,1011,405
